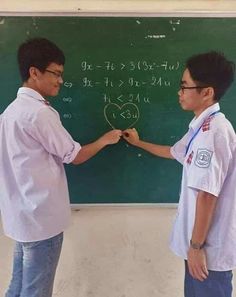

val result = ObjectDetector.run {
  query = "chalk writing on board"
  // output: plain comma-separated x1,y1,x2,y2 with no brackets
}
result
63,113,72,119
145,35,166,39
82,76,171,88
81,61,179,71
103,93,150,104
62,97,73,103
169,19,181,31
64,82,73,88
104,103,140,130
60,59,180,127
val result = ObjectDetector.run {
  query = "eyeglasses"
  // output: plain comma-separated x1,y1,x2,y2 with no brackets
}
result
180,85,210,93
45,69,63,79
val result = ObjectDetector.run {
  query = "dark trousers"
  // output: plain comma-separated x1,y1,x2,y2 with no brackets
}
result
184,260,233,297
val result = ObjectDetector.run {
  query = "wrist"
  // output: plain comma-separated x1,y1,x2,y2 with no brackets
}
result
96,137,107,148
135,139,144,148
190,239,205,250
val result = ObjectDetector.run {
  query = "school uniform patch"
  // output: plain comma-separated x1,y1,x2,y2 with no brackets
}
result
194,149,213,168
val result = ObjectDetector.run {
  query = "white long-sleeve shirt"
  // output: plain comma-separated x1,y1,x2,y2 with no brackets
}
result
0,87,81,242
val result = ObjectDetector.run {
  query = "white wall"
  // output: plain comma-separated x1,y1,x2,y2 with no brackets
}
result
1,0,236,14
1,1,236,297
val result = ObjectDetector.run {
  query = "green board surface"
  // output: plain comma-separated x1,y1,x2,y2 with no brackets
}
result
0,16,235,203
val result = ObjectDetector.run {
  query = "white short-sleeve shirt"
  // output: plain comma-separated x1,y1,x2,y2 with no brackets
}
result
0,87,81,242
170,103,236,271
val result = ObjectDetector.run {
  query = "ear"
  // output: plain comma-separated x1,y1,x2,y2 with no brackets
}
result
29,66,40,81
202,86,215,102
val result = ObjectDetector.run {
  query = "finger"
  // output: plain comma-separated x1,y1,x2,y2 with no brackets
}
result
195,270,205,281
112,130,121,137
196,273,205,282
188,264,195,279
188,262,199,280
193,266,208,281
200,265,209,279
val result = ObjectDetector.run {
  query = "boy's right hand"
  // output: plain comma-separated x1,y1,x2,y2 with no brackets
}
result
98,129,122,146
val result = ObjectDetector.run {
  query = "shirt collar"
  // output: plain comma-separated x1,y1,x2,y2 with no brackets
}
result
189,102,220,132
17,87,49,105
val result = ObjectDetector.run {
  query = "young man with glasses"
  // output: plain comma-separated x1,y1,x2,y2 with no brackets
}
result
0,38,122,297
123,51,236,297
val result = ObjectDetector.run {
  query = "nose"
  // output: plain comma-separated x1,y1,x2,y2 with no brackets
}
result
58,76,63,84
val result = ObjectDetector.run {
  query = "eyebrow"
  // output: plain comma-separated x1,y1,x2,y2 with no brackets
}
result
54,70,63,74
47,68,63,74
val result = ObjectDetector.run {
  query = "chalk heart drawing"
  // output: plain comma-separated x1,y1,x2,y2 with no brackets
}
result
104,103,140,130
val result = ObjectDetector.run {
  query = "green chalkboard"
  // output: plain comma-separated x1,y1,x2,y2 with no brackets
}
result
0,16,236,204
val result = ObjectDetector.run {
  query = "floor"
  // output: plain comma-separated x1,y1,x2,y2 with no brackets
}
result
1,207,235,297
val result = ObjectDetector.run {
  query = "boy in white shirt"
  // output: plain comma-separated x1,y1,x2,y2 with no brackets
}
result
0,38,122,297
123,51,236,297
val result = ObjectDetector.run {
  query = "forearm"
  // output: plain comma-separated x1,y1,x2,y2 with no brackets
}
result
72,139,105,165
135,140,174,159
191,190,217,245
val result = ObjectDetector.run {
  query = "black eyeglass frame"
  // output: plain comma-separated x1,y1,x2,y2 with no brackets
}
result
45,69,63,79
180,85,210,92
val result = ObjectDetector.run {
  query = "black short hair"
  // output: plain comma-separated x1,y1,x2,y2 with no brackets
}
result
17,38,65,82
186,51,235,101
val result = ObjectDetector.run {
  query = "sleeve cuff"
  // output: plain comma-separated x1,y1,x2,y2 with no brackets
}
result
187,182,220,197
170,146,184,165
62,141,81,164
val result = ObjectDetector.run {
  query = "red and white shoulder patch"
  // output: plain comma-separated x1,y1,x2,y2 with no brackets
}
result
187,150,194,165
202,116,214,132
